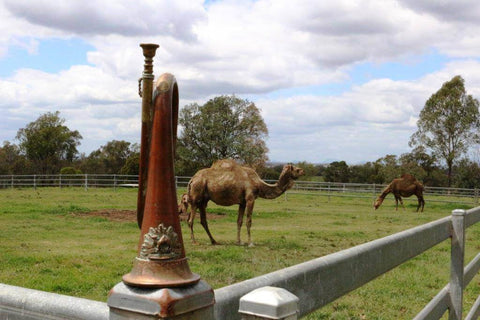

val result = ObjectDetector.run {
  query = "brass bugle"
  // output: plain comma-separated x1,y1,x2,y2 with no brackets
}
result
123,73,199,287
137,43,159,228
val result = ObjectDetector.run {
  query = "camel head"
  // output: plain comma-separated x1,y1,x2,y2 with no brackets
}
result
178,193,189,215
278,164,305,191
281,164,305,180
373,197,384,210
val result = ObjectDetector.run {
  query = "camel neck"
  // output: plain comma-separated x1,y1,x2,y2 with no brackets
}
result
379,185,391,199
258,172,294,199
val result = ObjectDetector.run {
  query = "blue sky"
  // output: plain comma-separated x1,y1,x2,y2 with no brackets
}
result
1,0,480,164
0,38,94,76
259,50,450,101
350,51,450,83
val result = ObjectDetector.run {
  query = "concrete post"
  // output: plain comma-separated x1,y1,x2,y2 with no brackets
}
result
238,286,299,320
108,281,214,320
449,209,466,320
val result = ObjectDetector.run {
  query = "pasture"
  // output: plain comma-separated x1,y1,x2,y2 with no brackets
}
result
1,187,479,319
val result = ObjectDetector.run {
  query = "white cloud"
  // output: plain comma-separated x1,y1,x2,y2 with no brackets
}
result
0,0,480,162
3,0,206,40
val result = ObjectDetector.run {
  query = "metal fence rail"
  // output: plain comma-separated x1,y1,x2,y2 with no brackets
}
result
289,180,480,205
2,208,479,319
0,174,138,190
0,283,108,320
1,174,479,205
214,208,480,319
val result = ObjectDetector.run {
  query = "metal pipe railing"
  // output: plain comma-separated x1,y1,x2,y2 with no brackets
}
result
2,208,480,319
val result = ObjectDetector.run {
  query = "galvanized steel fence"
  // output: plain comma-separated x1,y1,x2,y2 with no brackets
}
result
0,174,138,190
2,207,480,319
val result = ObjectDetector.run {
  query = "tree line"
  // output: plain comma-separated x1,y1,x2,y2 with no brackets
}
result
1,76,479,188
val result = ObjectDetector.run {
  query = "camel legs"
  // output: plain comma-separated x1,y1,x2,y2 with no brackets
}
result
394,195,405,210
237,199,255,246
236,203,246,245
417,195,425,212
245,199,255,247
187,204,197,243
188,202,218,244
199,205,218,245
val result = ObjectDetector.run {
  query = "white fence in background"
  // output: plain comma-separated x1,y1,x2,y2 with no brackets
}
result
0,174,138,190
1,174,478,205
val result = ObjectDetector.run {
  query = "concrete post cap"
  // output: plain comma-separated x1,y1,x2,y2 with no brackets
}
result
239,286,299,319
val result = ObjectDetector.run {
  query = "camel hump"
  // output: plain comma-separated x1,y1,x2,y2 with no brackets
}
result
211,159,238,170
401,173,417,182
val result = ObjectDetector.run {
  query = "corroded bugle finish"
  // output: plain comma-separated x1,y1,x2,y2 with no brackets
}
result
137,43,159,228
123,46,199,287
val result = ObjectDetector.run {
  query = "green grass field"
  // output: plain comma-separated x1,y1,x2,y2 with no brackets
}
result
1,187,479,319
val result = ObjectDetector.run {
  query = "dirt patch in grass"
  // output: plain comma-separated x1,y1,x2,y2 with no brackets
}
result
74,209,225,222
73,209,137,222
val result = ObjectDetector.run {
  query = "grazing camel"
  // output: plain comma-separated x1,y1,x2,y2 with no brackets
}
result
178,193,189,215
185,159,304,246
374,174,425,212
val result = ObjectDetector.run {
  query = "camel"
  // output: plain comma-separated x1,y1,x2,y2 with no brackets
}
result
374,174,425,212
184,159,304,246
178,193,189,215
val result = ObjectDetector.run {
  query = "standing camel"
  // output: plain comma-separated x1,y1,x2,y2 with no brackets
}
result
374,174,425,212
185,159,304,246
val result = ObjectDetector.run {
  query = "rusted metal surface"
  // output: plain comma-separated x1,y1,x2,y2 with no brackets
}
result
123,71,199,288
137,43,159,228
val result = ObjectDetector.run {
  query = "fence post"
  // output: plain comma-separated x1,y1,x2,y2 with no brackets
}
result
84,174,88,191
449,209,466,320
114,174,117,191
475,188,478,205
328,182,331,203
239,286,299,320
33,175,36,190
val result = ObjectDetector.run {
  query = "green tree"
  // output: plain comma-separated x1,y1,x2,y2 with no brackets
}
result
0,142,26,174
293,161,318,180
16,111,82,174
398,146,442,185
410,75,480,186
259,165,283,180
60,167,82,174
349,162,381,184
375,154,400,183
453,158,480,189
82,140,135,174
177,95,269,173
120,152,140,175
324,161,350,182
